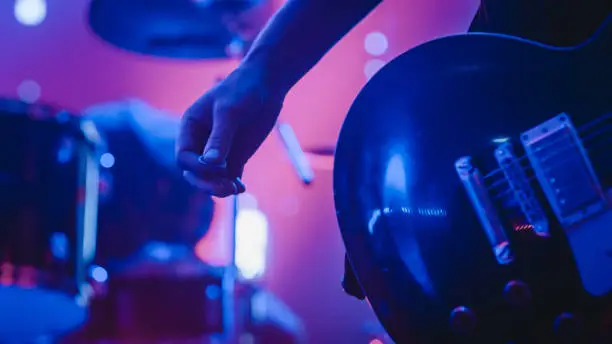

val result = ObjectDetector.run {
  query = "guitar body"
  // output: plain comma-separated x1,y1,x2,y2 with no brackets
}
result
334,18,612,344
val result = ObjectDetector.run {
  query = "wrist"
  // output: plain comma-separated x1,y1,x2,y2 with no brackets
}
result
240,48,294,98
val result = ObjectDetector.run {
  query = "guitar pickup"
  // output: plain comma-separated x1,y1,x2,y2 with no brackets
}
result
521,113,609,227
455,157,514,265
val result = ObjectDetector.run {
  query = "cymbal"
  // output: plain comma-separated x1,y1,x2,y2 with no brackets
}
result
88,0,266,59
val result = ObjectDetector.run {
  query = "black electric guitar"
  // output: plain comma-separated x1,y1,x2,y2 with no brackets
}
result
334,16,612,344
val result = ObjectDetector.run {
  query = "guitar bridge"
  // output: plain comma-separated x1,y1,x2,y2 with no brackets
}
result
494,142,549,236
521,113,609,227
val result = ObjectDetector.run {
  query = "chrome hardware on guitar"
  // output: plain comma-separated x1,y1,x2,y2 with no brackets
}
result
0,98,106,341
334,15,612,344
457,112,612,297
522,113,612,297
521,113,608,227
455,157,514,265
494,142,549,236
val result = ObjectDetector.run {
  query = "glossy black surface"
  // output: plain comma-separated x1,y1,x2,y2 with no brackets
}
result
334,17,612,344
88,0,266,59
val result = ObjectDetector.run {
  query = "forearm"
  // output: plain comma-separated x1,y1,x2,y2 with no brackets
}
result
242,0,383,94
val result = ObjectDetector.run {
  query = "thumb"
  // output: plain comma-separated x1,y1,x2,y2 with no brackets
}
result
201,111,236,166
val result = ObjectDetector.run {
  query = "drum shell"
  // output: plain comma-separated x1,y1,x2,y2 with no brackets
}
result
65,270,226,341
0,99,103,337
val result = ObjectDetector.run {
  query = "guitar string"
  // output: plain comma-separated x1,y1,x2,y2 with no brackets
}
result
481,112,612,181
485,122,612,191
482,113,612,181
489,135,612,200
487,123,612,193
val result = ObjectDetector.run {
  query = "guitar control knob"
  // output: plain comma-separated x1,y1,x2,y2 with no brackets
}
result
554,312,580,340
503,280,532,308
449,306,477,335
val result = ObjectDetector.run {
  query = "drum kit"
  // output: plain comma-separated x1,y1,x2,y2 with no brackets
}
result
0,1,305,343
18,1,612,343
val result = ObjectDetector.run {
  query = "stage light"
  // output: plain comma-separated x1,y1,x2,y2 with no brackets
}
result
492,136,510,143
14,0,47,26
364,59,386,80
235,208,269,280
364,32,389,56
17,79,41,104
238,192,259,210
90,265,108,283
100,153,115,168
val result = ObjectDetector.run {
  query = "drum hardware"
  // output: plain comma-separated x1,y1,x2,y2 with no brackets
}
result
0,98,106,341
77,95,302,343
63,242,226,342
238,285,306,344
60,242,305,344
275,122,315,185
223,195,239,344
82,98,246,344
84,98,215,264
63,277,305,344
87,0,269,60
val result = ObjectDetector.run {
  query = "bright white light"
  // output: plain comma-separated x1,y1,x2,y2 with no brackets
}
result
238,192,258,210
17,79,41,104
364,32,388,56
225,39,245,58
364,59,386,80
100,153,115,168
384,153,407,194
14,0,47,27
90,265,108,283
235,208,269,280
145,242,173,261
492,137,510,144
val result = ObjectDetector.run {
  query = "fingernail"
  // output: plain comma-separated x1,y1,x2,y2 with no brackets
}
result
234,177,246,193
198,154,227,169
183,171,201,188
202,149,220,161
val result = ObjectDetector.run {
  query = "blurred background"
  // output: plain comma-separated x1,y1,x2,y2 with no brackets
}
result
0,0,479,342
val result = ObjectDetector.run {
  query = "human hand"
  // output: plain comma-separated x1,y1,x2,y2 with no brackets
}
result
177,64,285,197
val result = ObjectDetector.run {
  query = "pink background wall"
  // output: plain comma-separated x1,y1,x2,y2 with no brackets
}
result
0,0,479,342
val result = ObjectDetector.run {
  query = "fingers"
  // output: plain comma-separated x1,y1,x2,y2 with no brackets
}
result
177,99,211,169
183,171,246,198
177,97,243,197
176,115,218,179
200,103,236,167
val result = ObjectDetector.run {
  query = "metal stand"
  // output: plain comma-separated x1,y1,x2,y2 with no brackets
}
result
276,122,315,185
221,194,239,344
